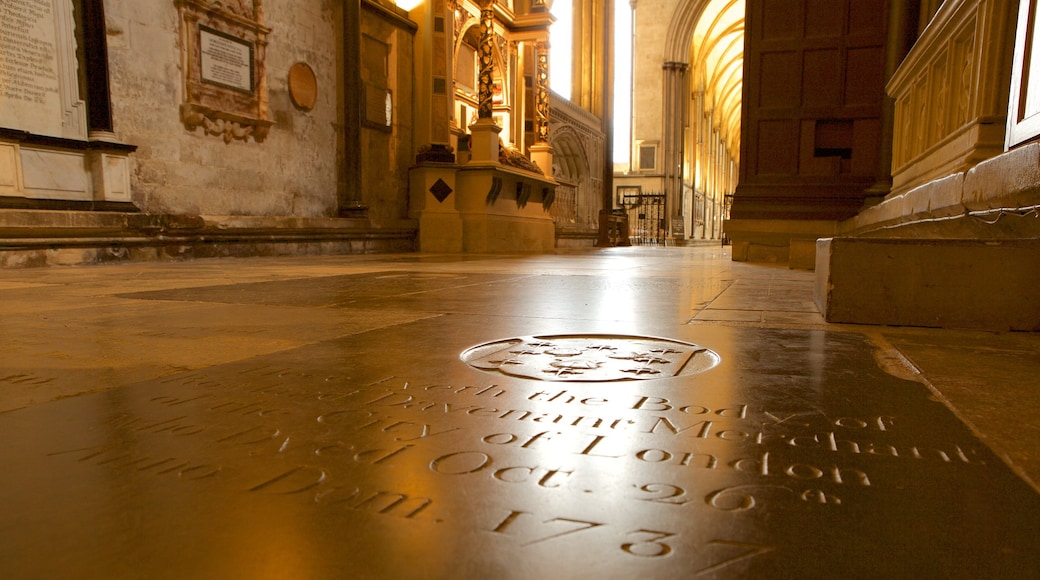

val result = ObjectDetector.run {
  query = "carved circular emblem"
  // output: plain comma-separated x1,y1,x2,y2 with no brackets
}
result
461,335,720,382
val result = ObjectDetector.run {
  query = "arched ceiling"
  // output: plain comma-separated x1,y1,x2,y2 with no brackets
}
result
689,0,743,159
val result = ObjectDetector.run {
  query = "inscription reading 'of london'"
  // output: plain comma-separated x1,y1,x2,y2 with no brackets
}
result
199,27,253,93
0,0,58,110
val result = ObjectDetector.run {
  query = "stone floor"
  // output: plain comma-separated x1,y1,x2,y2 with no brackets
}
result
1,246,1038,578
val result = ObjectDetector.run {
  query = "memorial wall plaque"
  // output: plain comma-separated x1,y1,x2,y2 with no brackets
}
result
0,0,86,139
199,26,254,93
1,271,1039,578
176,0,272,143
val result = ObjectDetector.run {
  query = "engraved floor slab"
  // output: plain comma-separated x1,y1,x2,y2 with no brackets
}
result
1,313,1038,578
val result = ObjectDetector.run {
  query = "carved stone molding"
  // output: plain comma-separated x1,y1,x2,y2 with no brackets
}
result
176,0,273,143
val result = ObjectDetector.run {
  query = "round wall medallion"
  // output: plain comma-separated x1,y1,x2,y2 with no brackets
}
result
461,334,720,382
288,62,317,111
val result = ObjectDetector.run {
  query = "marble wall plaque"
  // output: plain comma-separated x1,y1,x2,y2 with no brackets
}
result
199,27,254,93
0,0,85,139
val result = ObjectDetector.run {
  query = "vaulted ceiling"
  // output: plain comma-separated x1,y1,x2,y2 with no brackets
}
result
689,0,743,159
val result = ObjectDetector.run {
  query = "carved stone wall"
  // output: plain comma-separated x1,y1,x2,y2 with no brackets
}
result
549,92,605,233
887,0,1017,196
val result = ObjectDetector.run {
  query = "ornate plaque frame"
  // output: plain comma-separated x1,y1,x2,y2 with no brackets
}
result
176,0,273,143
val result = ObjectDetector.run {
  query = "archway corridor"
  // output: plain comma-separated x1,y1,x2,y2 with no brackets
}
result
684,0,744,241
614,0,744,242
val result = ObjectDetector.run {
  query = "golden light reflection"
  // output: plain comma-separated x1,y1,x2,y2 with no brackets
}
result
594,258,638,322
394,0,425,11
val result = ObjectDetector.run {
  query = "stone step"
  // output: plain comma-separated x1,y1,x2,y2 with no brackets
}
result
815,237,1040,331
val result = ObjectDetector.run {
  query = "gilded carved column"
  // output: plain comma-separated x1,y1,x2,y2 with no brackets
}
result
535,40,550,144
529,39,554,175
468,0,502,163
477,0,495,120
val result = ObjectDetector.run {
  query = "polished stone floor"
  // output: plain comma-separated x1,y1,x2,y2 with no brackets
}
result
1,246,1038,578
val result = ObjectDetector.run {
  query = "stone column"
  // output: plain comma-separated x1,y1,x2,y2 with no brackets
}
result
468,0,501,163
662,61,688,239
529,39,554,175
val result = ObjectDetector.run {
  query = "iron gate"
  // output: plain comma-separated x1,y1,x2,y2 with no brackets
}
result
621,192,665,245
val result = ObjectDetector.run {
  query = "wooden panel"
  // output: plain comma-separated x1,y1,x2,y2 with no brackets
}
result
736,0,889,220
849,0,886,38
759,51,802,108
845,47,885,105
757,120,801,175
761,0,802,40
805,0,845,38
804,49,843,107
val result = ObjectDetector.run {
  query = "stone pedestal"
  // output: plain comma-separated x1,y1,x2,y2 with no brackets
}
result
455,165,556,253
528,143,554,176
409,164,463,252
467,119,502,163
724,219,838,266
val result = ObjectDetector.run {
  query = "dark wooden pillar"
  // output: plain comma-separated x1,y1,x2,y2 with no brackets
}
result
80,0,113,135
342,0,365,215
732,0,890,221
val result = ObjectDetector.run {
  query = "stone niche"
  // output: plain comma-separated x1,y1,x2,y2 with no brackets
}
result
176,0,274,143
0,0,132,204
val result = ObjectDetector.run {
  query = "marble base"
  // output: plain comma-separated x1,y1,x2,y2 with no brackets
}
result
0,138,133,203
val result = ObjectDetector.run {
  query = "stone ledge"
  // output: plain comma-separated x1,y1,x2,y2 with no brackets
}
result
844,143,1040,238
0,210,417,267
815,237,1040,331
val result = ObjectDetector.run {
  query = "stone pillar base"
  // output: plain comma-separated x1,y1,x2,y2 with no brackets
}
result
529,143,554,176
409,164,462,252
468,119,502,163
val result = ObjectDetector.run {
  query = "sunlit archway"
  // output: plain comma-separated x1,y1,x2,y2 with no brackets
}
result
614,0,744,242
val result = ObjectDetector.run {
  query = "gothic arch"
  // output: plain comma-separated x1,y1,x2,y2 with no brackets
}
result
551,126,589,182
664,0,714,64
550,125,597,229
